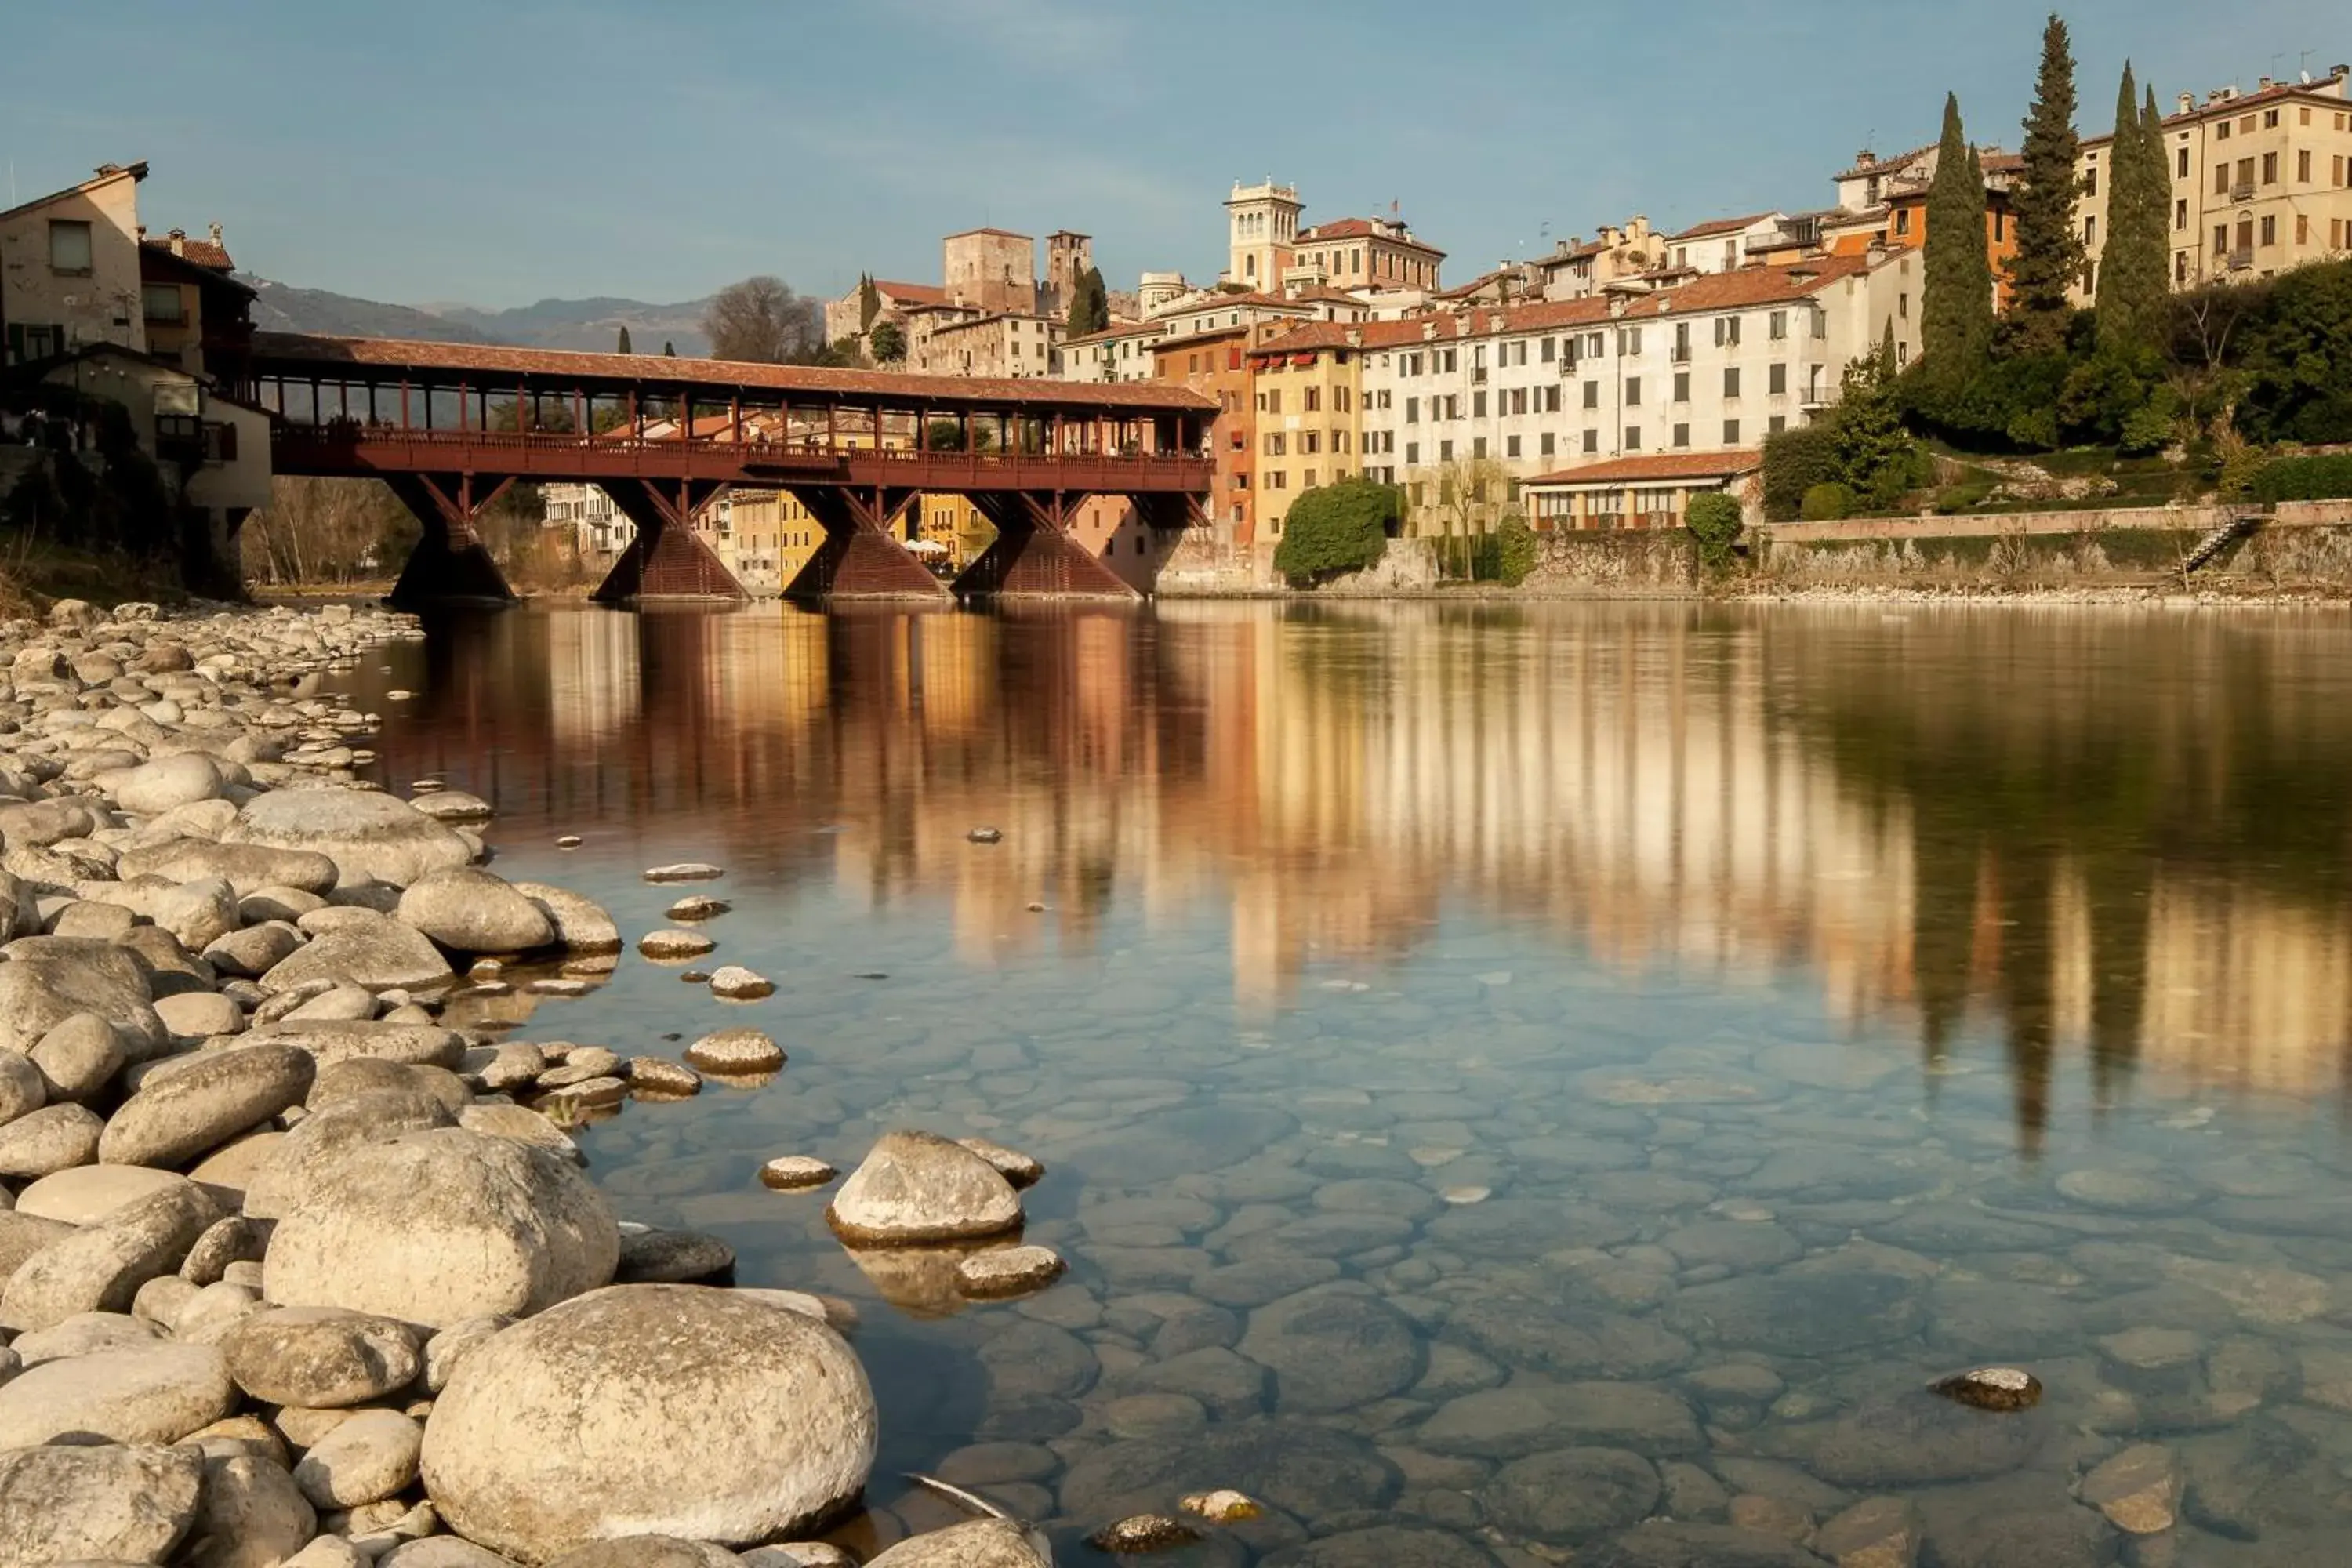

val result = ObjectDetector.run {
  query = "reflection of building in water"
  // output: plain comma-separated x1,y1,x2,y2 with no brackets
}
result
1205,607,1916,1011
546,608,641,748
2130,873,2352,1101
371,603,2352,1138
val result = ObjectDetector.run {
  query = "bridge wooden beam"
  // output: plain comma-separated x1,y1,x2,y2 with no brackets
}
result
952,489,1140,602
383,472,517,610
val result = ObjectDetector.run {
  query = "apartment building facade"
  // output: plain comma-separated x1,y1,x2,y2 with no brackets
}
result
2074,66,2352,293
1323,251,1915,532
1245,332,1367,542
909,309,1062,378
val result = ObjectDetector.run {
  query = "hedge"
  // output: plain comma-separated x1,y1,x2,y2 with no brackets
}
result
2252,453,2352,503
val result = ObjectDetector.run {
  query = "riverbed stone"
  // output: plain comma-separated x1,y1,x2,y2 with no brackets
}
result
2077,1442,2180,1534
507,882,621,954
684,1028,784,1076
1482,1446,1661,1544
1801,1391,2049,1488
180,1452,318,1568
15,1163,194,1224
956,1244,1065,1297
29,1010,126,1100
121,837,342,897
708,964,773,1000
0,1441,206,1566
0,1100,99,1178
241,1088,455,1220
293,1406,425,1508
0,1178,220,1332
827,1129,1023,1243
1664,1269,1922,1355
1058,1418,1399,1529
260,911,455,994
224,788,472,889
1237,1282,1426,1413
421,1283,877,1563
223,1305,423,1406
1418,1381,1704,1458
265,1127,618,1327
866,1522,1049,1568
0,935,164,1054
638,928,716,961
97,1042,314,1168
248,1017,467,1069
0,1341,236,1446
396,866,556,955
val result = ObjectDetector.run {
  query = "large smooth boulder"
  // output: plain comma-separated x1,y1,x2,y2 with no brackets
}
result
264,1127,618,1327
0,1178,220,1331
0,1341,237,1446
397,868,555,954
826,1130,1023,1244
223,1306,423,1407
116,837,342,897
224,789,473,889
258,912,455,994
0,1049,43,1125
0,1442,206,1565
98,1043,314,1169
510,883,621,954
29,1011,126,1101
422,1284,877,1564
241,1090,456,1221
104,752,228,815
15,1163,196,1225
244,1018,467,1069
0,935,165,1054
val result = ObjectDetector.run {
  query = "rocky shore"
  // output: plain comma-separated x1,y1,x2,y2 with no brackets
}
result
0,601,1083,1568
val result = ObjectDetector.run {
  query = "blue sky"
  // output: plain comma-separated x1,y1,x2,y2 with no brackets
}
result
4,0,2343,309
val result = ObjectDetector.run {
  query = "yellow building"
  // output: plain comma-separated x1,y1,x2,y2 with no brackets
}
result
704,488,822,595
2076,67,2352,294
1243,325,1366,541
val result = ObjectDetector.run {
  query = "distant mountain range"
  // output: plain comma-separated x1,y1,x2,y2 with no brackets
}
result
241,277,715,358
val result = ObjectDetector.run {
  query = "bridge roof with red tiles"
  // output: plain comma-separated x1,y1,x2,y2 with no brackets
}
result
249,331,1218,412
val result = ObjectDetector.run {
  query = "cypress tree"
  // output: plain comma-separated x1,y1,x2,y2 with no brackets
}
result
615,325,633,355
2006,13,2085,355
858,274,880,332
2143,85,2171,281
1922,93,1996,386
1067,267,1110,336
2096,62,2168,353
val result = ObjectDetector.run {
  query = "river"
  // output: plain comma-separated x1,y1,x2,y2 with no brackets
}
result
350,601,2352,1566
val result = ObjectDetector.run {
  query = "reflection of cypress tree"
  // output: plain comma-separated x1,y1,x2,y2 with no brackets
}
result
1912,829,1981,1073
1993,853,2058,1159
2085,857,2152,1109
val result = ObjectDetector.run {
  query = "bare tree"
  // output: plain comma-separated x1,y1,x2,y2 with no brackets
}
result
242,477,416,586
702,277,822,364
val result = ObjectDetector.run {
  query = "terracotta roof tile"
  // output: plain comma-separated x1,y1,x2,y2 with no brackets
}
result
141,235,234,270
872,279,948,306
1668,212,1780,242
247,331,1215,412
1526,448,1762,485
1295,216,1446,256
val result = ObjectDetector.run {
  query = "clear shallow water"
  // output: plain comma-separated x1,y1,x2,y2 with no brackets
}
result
350,601,2352,1566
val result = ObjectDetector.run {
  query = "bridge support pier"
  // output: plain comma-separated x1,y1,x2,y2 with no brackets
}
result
783,488,951,602
593,479,746,602
954,492,1140,601
385,474,517,610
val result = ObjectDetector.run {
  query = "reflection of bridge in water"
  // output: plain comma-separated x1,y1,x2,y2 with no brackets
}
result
245,333,1215,608
369,604,2352,1148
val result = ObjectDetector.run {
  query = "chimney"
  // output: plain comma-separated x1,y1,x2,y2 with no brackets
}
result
1345,327,1363,348
168,228,186,257
1421,321,1438,340
2259,75,2273,91
208,222,223,247
2179,92,2194,114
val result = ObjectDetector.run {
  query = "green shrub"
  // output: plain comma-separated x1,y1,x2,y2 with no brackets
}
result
1273,477,1401,588
2005,406,2060,450
1493,514,1537,586
1934,483,1991,514
2252,453,2352,503
1762,425,1842,521
2117,399,2177,457
1684,492,1744,568
1800,482,1856,521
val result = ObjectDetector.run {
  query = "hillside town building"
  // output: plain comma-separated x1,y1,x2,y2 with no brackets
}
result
2072,64,2352,293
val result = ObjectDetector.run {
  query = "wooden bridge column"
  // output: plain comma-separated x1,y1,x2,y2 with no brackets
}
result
592,478,746,601
953,492,1139,601
385,473,518,609
781,486,949,603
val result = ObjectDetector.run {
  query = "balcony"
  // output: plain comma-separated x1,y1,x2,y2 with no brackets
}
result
1470,368,1488,385
2231,181,2257,202
1670,347,1692,365
2228,248,2256,271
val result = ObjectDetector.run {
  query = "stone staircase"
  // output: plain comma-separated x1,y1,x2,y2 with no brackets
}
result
2181,510,2259,574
